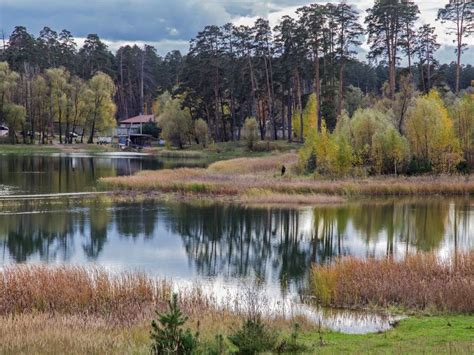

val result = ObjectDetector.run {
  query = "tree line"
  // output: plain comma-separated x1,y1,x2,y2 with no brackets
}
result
0,0,473,145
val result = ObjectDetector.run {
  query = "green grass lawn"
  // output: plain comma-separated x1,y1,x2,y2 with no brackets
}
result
300,316,474,354
0,144,61,154
148,140,302,162
0,144,115,155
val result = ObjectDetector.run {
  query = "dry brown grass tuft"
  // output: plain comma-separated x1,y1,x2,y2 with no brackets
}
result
241,189,346,205
0,266,171,323
208,153,298,174
0,266,311,354
311,253,474,313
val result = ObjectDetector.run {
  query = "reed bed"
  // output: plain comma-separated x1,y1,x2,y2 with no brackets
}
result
207,153,297,174
101,153,474,204
0,265,310,353
0,266,171,323
310,253,474,314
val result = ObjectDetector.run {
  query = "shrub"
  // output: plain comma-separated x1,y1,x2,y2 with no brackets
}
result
407,156,432,175
371,126,410,175
243,117,258,150
275,323,308,353
228,317,277,354
150,293,198,355
405,90,462,173
343,108,393,166
194,118,209,148
142,121,160,138
299,121,353,176
158,95,193,149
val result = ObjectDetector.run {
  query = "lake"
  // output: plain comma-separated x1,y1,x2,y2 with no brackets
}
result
0,154,473,333
0,153,206,195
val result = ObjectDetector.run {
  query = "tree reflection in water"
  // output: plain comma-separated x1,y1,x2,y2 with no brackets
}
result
0,198,472,293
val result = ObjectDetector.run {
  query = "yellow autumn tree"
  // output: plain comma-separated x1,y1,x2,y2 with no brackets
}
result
451,93,474,158
299,120,353,176
372,127,410,175
405,90,462,173
337,108,393,167
293,93,317,142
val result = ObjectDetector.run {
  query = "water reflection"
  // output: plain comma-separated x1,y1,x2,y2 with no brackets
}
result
0,154,206,195
0,198,472,294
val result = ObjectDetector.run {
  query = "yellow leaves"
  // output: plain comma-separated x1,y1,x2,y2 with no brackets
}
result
299,120,353,176
406,90,462,173
451,93,474,154
293,93,318,141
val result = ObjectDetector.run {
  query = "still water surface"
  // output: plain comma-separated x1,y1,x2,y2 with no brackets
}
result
0,154,472,333
0,153,206,195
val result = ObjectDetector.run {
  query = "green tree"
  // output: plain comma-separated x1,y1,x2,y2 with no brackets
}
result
3,103,26,144
451,93,474,158
194,118,209,148
46,67,69,143
437,0,474,94
158,95,193,149
365,0,420,98
243,117,259,150
293,93,317,142
85,72,116,144
343,108,393,166
31,74,49,143
150,293,198,355
0,62,20,125
372,126,410,174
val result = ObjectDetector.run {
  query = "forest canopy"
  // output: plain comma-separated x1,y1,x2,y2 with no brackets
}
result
0,0,472,161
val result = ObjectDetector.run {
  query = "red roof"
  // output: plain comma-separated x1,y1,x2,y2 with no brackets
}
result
120,114,155,124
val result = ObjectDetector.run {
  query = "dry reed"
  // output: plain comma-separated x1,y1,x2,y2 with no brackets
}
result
101,153,474,202
310,253,474,313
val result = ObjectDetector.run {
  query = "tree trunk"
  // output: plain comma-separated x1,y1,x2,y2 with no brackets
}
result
314,47,321,132
337,59,345,118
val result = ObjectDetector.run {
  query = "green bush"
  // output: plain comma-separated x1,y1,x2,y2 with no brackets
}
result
194,118,209,148
199,334,228,355
243,117,259,150
228,317,277,354
150,293,198,355
407,156,432,175
275,323,308,354
142,122,160,138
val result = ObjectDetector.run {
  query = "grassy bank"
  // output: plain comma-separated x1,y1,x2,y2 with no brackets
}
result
101,152,474,204
0,143,116,155
0,265,472,354
300,315,474,354
0,265,306,353
1,313,472,354
310,253,474,314
146,140,301,161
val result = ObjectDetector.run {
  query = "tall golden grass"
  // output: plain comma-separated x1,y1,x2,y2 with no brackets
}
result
0,265,309,353
101,153,474,203
0,266,171,323
310,253,474,313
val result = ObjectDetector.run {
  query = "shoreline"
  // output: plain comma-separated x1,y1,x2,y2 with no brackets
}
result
100,153,474,203
0,264,471,354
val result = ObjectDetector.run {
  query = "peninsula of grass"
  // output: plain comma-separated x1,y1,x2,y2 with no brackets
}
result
100,152,474,205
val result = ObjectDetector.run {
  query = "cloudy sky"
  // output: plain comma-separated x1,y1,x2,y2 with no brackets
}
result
0,0,472,63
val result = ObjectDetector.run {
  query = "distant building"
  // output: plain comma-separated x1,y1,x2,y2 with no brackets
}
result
116,114,157,148
0,125,8,138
